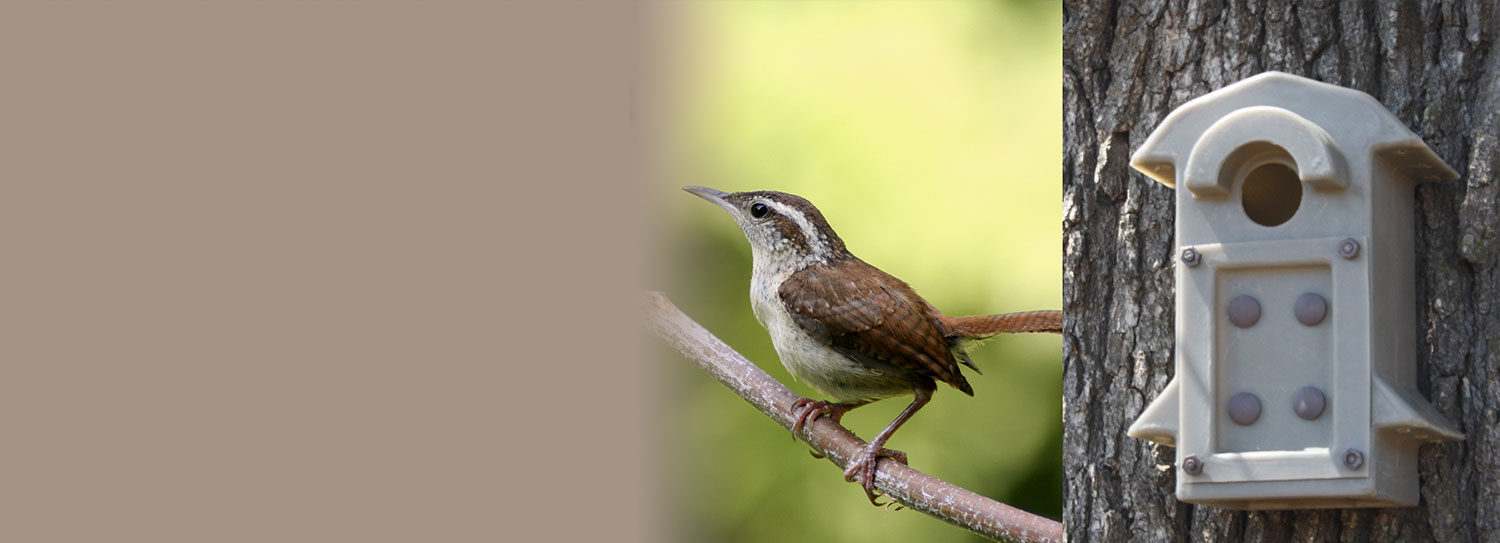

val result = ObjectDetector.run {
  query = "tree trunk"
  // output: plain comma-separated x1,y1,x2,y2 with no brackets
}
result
1062,1,1498,541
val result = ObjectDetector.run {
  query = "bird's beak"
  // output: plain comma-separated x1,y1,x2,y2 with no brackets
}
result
682,186,740,217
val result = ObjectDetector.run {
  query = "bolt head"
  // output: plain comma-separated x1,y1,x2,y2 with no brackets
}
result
1343,448,1365,470
1182,455,1203,475
1227,295,1262,328
1227,392,1262,425
1181,247,1201,267
1294,292,1328,326
1293,386,1327,420
1339,238,1360,259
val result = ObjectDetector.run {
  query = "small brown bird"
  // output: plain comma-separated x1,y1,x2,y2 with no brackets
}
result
685,186,1061,504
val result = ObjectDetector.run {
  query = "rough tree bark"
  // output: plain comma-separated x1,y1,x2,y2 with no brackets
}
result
1063,1,1497,542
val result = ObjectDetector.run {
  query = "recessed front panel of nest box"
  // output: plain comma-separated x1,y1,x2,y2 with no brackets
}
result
1126,72,1463,509
1178,238,1370,494
1214,262,1334,454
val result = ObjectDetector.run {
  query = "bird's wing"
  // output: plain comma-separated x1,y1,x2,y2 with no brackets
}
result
778,259,972,395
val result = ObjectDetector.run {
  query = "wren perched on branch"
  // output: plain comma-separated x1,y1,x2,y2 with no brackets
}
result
684,186,1062,504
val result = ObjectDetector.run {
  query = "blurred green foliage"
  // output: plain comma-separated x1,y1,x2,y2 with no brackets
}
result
656,1,1061,541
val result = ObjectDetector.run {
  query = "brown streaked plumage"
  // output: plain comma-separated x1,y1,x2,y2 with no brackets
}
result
682,186,1061,505
780,258,970,397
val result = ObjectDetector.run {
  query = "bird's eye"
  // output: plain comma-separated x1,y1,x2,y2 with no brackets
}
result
750,203,769,218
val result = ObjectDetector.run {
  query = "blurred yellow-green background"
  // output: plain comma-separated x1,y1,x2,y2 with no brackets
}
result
654,1,1061,541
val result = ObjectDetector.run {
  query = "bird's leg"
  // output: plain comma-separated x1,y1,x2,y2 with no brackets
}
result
791,398,872,459
789,397,869,435
844,387,932,506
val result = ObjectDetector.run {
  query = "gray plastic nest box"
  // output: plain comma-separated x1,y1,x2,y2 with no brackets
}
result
1127,72,1463,509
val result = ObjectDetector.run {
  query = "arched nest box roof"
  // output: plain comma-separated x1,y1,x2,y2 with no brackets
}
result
1131,71,1457,195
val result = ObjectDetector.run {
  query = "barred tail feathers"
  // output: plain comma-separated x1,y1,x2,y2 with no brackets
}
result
939,310,1063,339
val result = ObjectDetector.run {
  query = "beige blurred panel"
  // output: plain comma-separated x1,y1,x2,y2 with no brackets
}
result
0,2,650,542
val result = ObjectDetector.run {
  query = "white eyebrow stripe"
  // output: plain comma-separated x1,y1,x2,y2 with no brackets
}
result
761,198,827,254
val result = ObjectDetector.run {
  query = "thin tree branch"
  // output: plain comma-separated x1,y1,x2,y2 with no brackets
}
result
645,291,1064,543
